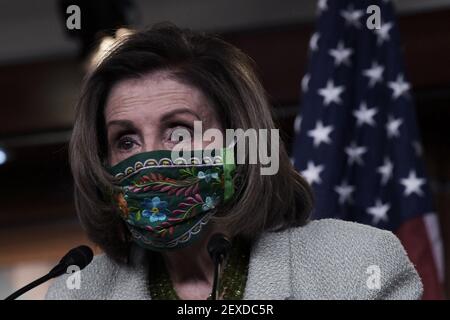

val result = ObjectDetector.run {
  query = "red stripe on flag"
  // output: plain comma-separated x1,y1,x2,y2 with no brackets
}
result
395,216,444,300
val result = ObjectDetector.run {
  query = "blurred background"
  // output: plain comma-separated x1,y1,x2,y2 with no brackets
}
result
0,0,449,299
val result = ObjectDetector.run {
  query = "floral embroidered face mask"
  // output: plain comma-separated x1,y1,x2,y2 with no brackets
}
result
107,148,235,251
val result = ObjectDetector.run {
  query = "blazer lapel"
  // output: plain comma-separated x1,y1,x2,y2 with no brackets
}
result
110,245,152,300
110,233,293,300
244,230,292,299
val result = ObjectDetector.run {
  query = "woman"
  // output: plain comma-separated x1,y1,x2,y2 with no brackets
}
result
46,23,422,300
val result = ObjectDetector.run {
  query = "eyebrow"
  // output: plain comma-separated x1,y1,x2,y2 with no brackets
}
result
105,107,202,132
160,107,201,123
106,119,138,131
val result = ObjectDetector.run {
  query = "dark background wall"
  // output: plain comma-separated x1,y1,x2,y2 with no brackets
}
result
0,0,449,297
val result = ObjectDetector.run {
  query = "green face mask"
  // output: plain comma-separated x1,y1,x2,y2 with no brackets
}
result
107,149,235,251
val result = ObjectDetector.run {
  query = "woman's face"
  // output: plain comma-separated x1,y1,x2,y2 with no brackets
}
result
104,72,222,166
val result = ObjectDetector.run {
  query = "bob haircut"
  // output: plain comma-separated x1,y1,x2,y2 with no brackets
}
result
70,23,313,263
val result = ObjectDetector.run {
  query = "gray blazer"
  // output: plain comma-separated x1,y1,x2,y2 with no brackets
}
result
46,219,423,300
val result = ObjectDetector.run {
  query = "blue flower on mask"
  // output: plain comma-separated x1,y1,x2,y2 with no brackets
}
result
198,170,219,183
202,196,216,211
142,197,168,222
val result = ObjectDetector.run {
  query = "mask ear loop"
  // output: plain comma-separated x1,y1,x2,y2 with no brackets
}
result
222,137,238,202
224,135,240,162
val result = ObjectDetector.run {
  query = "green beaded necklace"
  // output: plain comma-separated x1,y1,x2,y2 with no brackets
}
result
148,238,250,300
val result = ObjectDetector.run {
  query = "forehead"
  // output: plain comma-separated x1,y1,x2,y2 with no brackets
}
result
104,71,211,120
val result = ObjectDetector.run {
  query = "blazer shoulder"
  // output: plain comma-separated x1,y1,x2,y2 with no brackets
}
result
293,218,396,245
287,219,423,299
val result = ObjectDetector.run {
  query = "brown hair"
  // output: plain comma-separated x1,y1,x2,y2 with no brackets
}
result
70,23,313,263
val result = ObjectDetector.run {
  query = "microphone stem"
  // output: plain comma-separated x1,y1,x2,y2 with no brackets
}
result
5,272,53,300
211,256,223,300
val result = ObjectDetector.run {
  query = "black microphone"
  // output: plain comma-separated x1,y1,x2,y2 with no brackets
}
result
207,234,231,300
5,245,93,300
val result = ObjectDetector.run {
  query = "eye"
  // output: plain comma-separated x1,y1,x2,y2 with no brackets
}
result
116,136,138,150
165,123,194,143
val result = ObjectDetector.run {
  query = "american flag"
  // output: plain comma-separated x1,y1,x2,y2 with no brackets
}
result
292,0,444,299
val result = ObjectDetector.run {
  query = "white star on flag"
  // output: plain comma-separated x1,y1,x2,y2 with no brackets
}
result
386,115,403,138
318,80,345,106
362,62,384,87
345,141,367,166
388,74,411,99
309,32,320,52
302,161,325,186
353,102,377,127
334,181,355,205
294,115,302,134
400,170,425,197
367,199,390,225
375,21,393,45
307,121,334,147
340,5,364,28
317,0,328,15
377,157,394,185
302,73,311,93
328,41,353,66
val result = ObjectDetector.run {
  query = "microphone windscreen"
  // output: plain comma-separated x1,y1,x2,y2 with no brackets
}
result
60,245,94,270
207,233,231,263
